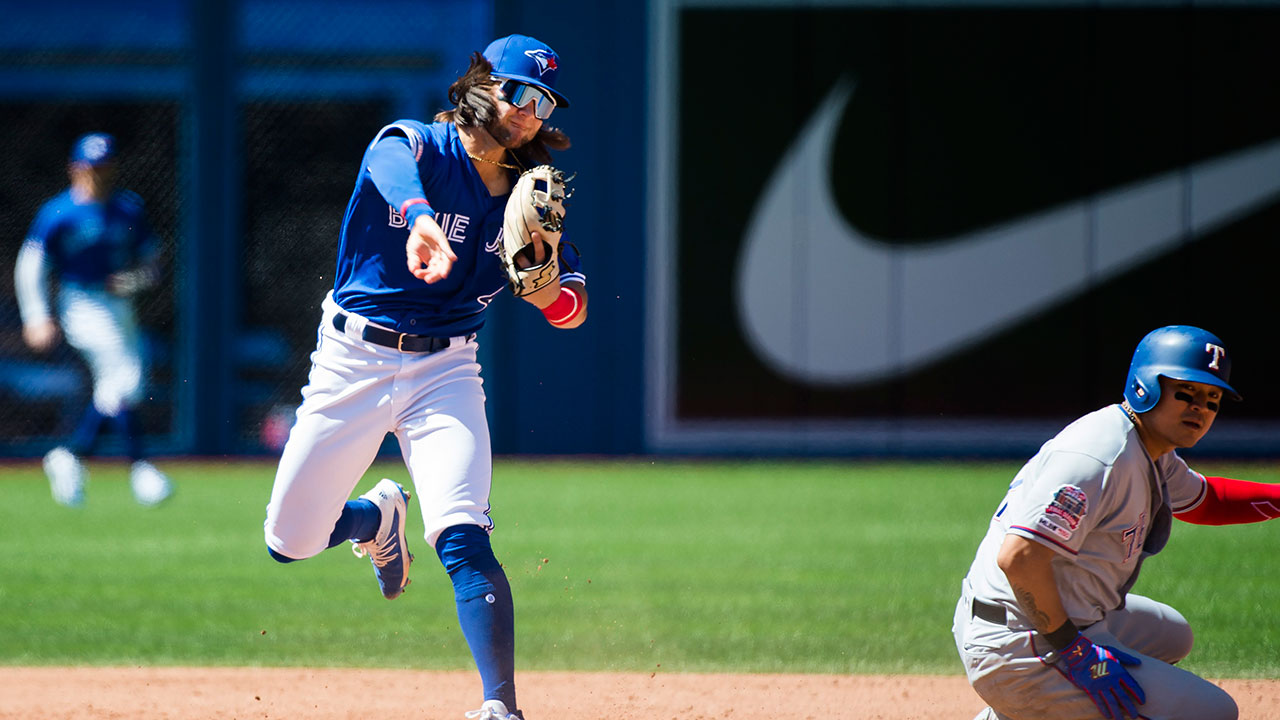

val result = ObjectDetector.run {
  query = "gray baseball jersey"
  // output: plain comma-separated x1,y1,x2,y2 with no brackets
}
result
964,404,1203,628
954,404,1238,719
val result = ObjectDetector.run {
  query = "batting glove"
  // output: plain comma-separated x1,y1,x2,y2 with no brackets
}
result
1053,633,1145,720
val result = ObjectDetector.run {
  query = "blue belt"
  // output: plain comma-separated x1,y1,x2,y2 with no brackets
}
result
332,312,454,353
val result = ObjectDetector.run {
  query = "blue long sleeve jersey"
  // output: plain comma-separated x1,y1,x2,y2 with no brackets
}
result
15,189,160,324
23,189,159,286
331,120,584,337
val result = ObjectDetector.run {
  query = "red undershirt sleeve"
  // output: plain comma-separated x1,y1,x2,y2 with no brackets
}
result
1173,475,1280,525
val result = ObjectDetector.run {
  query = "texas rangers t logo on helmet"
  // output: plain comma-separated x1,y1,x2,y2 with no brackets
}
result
524,49,558,75
1205,342,1226,370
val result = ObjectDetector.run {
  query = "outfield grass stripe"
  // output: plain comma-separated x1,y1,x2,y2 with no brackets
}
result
1,459,1276,677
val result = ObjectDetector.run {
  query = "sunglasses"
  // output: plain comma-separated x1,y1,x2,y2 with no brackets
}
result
498,79,557,120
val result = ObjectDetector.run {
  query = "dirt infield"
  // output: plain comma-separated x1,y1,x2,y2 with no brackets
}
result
2,667,1278,719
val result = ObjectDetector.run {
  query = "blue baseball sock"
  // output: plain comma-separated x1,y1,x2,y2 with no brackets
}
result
327,499,381,547
267,499,379,564
436,524,516,712
267,547,296,563
69,405,105,456
109,408,144,461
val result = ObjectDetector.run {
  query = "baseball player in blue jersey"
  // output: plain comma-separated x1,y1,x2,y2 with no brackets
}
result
15,132,172,508
954,326,1280,720
262,35,585,720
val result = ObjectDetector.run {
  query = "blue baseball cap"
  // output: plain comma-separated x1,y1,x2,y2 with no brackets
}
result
483,34,570,109
69,133,116,166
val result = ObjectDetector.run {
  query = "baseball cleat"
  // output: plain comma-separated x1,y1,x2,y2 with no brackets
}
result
130,460,173,507
464,700,524,720
43,446,86,508
351,478,413,599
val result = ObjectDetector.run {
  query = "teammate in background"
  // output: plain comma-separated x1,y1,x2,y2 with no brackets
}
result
262,35,585,720
953,325,1280,720
15,132,172,508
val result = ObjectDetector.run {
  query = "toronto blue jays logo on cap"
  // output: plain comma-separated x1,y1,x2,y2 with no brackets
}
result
69,133,116,166
524,48,558,75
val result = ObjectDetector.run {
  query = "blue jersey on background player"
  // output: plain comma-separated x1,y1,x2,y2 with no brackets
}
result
263,34,587,720
15,132,172,508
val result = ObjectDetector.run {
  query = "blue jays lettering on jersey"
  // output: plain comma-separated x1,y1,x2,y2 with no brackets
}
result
26,190,157,287
331,119,582,338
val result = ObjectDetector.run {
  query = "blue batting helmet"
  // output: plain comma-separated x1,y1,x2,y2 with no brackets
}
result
1124,325,1241,413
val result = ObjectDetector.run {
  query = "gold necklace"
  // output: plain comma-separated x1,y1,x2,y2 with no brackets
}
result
1120,399,1140,425
467,152,520,171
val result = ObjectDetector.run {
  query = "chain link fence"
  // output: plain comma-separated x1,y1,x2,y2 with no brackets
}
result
238,99,390,450
0,0,481,455
0,101,179,448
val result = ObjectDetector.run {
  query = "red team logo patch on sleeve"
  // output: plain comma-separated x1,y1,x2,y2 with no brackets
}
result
1038,486,1089,540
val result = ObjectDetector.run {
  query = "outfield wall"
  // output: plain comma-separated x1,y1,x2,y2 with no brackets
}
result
0,1,1277,457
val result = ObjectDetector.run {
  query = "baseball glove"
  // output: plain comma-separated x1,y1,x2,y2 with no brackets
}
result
500,164,572,300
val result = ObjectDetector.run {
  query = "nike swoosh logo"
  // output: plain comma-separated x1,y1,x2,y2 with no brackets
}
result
736,78,1280,386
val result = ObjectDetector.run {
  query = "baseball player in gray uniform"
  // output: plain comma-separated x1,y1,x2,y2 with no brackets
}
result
954,325,1280,720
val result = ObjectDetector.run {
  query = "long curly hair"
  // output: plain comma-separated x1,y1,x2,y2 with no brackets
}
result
435,52,571,168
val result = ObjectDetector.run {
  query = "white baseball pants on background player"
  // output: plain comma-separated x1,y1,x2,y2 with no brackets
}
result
954,579,1237,719
59,287,144,416
264,292,493,560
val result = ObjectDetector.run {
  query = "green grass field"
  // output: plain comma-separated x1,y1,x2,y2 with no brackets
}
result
1,458,1277,677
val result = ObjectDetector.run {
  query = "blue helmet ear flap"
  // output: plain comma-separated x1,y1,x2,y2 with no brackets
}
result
1126,373,1159,413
